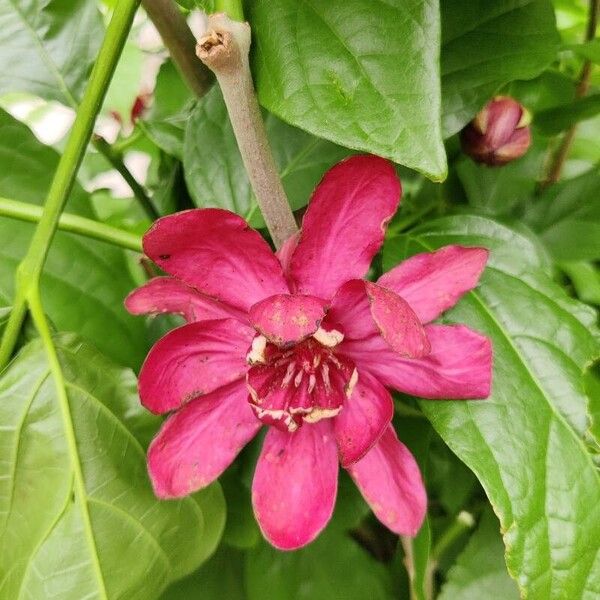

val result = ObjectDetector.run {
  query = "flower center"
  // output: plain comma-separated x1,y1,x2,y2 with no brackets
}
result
246,330,357,432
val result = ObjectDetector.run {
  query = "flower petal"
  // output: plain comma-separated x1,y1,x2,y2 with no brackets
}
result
139,319,254,414
143,208,289,311
378,246,489,323
148,380,260,498
333,371,393,467
249,294,327,346
252,422,338,550
347,425,426,536
343,324,492,399
328,280,430,359
125,276,246,322
289,155,401,299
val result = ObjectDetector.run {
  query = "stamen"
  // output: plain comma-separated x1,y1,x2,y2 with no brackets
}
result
281,362,296,387
321,363,331,391
294,369,304,387
308,373,316,394
247,335,267,364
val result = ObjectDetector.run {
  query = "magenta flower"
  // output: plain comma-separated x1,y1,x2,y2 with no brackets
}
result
126,155,492,550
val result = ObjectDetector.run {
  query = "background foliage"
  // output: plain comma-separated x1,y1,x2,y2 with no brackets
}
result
0,0,598,598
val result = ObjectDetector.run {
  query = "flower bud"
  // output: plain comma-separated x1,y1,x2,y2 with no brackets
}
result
460,96,531,166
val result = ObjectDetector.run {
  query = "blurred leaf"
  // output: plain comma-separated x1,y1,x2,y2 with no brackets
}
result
535,94,600,134
0,0,102,105
524,168,600,260
438,510,519,600
141,61,196,160
560,261,600,306
193,482,227,565
456,145,546,216
245,530,394,600
248,0,447,180
161,545,247,600
568,39,600,63
383,215,600,599
441,0,561,136
0,110,147,368
220,470,260,549
183,86,350,226
0,334,208,599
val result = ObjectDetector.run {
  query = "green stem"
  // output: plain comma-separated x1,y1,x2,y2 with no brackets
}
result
431,511,475,561
0,198,142,252
93,135,159,220
214,0,245,21
0,0,140,370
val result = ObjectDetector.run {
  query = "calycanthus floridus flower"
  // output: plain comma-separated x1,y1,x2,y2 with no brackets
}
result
125,155,493,550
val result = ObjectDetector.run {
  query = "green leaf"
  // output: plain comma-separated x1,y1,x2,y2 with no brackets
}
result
141,60,196,160
0,334,208,599
192,482,227,566
0,0,103,105
245,531,394,600
524,168,600,261
535,94,600,134
560,261,600,307
183,86,350,226
568,39,600,64
248,0,447,180
441,0,560,136
0,109,148,368
456,144,546,216
161,546,247,600
438,510,519,600
383,215,600,599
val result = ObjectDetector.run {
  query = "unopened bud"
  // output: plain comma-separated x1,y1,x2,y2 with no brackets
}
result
460,96,531,166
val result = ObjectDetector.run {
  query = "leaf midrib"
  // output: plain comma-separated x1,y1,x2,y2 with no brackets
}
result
6,0,77,107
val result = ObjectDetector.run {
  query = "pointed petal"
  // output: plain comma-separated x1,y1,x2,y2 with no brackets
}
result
334,371,393,467
378,246,488,323
343,324,492,400
348,425,426,536
143,208,289,311
125,277,246,322
289,155,401,299
328,280,430,359
252,422,338,550
139,319,254,414
249,294,326,346
148,381,260,498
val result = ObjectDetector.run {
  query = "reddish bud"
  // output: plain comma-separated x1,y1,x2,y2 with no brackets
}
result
460,96,531,166
130,92,151,125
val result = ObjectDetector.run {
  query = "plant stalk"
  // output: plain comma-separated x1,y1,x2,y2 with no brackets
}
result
542,0,599,187
0,198,142,252
142,0,213,98
93,135,158,220
0,0,140,370
196,13,298,248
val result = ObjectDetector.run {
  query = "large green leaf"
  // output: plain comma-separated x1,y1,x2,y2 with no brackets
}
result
0,109,147,368
535,95,600,135
524,168,600,261
183,87,350,226
245,531,394,600
438,510,519,600
441,0,560,136
383,215,600,599
0,334,209,599
0,0,102,105
248,0,447,180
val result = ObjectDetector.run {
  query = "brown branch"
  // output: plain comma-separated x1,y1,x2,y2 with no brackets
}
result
142,0,213,98
542,0,599,187
196,14,298,248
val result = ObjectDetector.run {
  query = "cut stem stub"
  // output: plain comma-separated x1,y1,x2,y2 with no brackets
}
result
196,13,298,249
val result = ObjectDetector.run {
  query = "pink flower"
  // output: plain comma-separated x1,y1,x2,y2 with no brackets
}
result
126,155,492,550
